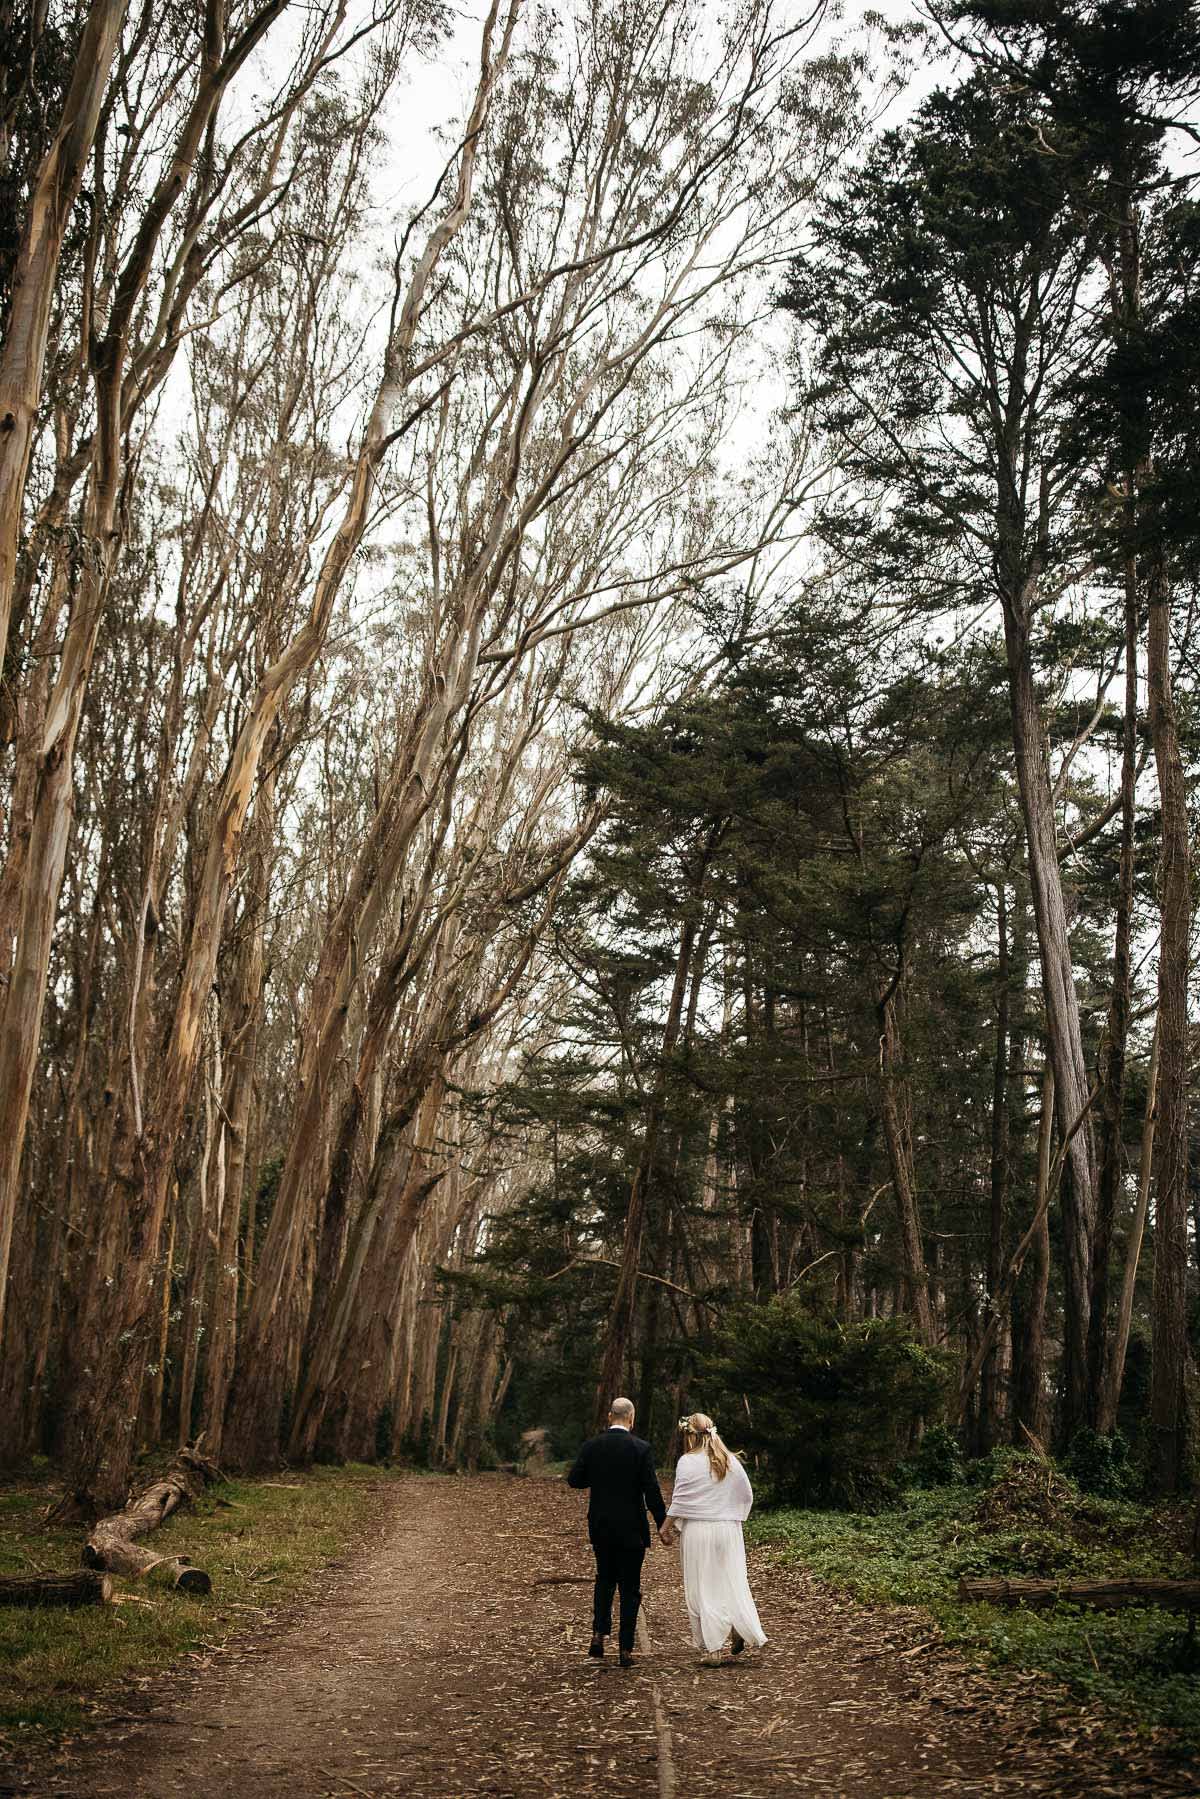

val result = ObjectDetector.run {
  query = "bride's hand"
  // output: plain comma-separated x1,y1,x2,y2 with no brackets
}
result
658,1522,677,1546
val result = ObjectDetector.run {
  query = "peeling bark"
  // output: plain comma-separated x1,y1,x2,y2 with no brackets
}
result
81,1446,219,1592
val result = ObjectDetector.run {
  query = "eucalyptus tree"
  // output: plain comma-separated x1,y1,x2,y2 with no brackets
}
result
42,2,517,1512
220,0,852,1472
6,0,854,1507
0,0,129,669
0,0,436,1387
275,644,604,1464
0,104,381,1461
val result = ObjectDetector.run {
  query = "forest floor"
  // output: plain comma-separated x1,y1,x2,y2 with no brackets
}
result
3,1470,1195,1798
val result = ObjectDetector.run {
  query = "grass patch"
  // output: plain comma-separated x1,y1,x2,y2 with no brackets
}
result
0,1460,395,1747
747,1466,1200,1755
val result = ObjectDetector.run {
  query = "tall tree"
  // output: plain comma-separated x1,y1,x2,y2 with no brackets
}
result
785,72,1118,1436
935,0,1200,1490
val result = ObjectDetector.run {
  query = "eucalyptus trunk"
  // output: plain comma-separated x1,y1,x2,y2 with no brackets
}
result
198,790,272,1459
0,0,126,672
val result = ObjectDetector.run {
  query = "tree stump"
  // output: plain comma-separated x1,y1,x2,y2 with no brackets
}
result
0,1570,114,1608
83,1445,219,1594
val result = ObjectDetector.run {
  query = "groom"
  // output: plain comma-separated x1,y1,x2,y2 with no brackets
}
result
566,1396,666,1667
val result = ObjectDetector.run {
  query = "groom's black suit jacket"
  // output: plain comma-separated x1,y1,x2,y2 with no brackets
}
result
567,1426,666,1549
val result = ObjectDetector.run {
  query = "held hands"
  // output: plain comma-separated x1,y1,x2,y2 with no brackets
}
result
658,1521,679,1547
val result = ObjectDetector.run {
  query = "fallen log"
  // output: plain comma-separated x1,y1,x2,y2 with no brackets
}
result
959,1576,1200,1612
0,1570,114,1608
82,1445,219,1595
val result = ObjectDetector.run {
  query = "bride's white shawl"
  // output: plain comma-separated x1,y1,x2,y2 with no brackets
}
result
666,1448,754,1522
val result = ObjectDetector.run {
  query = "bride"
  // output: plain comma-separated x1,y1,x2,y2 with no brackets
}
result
659,1411,767,1663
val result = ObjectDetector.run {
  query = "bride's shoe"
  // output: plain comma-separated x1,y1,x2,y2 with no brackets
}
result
731,1630,746,1656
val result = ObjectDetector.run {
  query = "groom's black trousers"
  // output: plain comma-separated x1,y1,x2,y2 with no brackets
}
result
590,1531,645,1652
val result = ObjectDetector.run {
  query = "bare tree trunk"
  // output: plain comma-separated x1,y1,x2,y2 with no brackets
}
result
448,1314,487,1467
1089,546,1139,1426
241,1086,261,1303
0,619,114,1383
225,764,438,1465
959,1064,1057,1431
434,1341,458,1464
1011,1067,1053,1444
223,8,529,1473
139,1202,177,1454
1147,557,1191,1494
0,1176,38,1464
6,890,105,1459
288,1070,446,1462
291,869,450,1439
0,0,127,672
489,1356,514,1436
176,1020,223,1448
0,523,71,989
1098,1026,1159,1433
636,911,711,1443
740,942,777,1294
1002,615,1096,1438
0,0,295,1371
55,0,523,1498
594,912,697,1426
978,882,1010,1449
390,1253,422,1448
876,987,935,1345
198,806,270,1459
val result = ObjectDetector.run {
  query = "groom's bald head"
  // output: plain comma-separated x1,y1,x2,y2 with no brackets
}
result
609,1397,635,1425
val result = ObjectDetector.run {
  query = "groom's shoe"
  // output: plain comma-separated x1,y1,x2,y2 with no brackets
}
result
588,1633,605,1659
618,1649,636,1668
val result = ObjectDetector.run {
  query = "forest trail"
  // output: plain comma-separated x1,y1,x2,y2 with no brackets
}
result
18,1474,1188,1798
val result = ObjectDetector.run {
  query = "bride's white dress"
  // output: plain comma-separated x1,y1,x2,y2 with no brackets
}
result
667,1449,767,1653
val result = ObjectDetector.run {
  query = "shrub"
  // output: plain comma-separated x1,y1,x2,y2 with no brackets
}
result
473,1436,501,1472
903,1422,964,1489
400,1411,434,1467
965,1443,1029,1488
1061,1427,1139,1499
697,1297,952,1510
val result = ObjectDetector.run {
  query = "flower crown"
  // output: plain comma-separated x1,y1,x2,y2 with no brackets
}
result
678,1415,713,1435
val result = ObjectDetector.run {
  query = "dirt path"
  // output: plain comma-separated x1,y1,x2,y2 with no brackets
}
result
14,1474,1192,1797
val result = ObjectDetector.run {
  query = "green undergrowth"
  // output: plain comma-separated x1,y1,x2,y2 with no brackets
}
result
747,1454,1200,1756
0,1460,396,1746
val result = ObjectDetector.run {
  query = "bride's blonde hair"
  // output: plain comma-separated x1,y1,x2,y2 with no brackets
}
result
678,1411,734,1481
